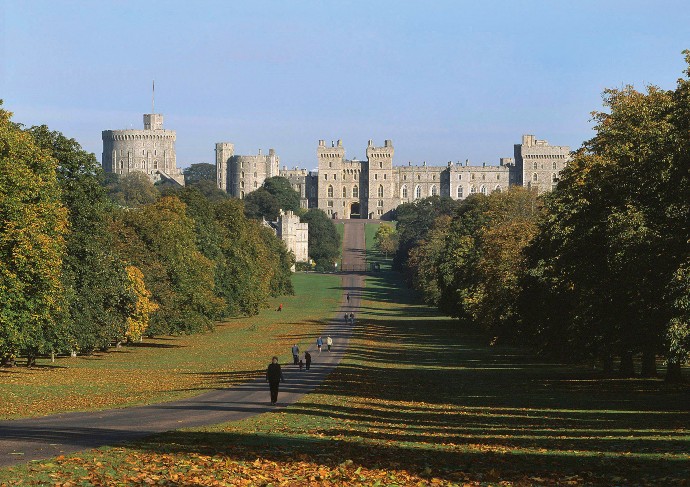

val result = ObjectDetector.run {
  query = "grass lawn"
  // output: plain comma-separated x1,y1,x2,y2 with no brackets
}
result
335,222,345,262
0,273,342,420
2,269,689,486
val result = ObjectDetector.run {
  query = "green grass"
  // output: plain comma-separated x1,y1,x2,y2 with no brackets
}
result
334,222,344,262
3,269,690,485
0,273,342,420
365,221,395,271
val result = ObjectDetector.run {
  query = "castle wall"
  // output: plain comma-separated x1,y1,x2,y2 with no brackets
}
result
515,135,569,193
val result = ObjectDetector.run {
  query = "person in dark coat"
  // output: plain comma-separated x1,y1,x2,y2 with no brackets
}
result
266,356,284,405
304,351,312,370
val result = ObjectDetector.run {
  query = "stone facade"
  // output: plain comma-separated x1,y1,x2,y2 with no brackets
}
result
216,135,570,220
102,113,184,185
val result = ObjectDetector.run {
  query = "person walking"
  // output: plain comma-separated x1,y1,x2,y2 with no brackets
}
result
304,351,312,370
277,303,283,312
316,336,323,353
266,356,284,405
344,312,349,324
346,292,350,302
291,344,300,365
349,312,355,325
326,335,333,352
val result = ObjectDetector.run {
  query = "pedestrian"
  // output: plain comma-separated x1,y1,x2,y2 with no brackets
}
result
349,312,355,325
299,358,304,371
277,303,283,312
346,292,350,302
305,351,312,370
316,336,323,353
344,312,349,324
327,335,333,352
291,344,300,365
266,356,284,405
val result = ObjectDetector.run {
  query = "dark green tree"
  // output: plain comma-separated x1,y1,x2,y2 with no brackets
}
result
183,163,216,186
105,171,160,207
243,187,280,221
263,176,301,213
300,209,341,270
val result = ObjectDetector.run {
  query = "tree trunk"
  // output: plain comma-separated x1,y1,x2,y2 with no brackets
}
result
641,350,657,377
26,355,36,367
665,361,683,383
618,351,636,377
602,353,614,374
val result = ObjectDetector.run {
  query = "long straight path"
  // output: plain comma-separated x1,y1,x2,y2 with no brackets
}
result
0,221,367,468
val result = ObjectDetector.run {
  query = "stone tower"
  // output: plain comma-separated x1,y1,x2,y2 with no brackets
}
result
102,113,184,185
317,139,346,218
365,139,394,218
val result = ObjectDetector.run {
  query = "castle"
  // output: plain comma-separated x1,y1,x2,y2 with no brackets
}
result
102,113,185,185
216,135,570,219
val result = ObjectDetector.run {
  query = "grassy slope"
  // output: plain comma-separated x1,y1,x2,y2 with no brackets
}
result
0,273,342,420
5,264,689,485
335,222,344,262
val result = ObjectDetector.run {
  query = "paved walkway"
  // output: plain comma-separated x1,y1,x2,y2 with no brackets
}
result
0,221,367,468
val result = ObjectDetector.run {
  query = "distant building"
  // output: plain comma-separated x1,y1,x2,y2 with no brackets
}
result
102,113,184,185
266,210,309,271
215,134,570,220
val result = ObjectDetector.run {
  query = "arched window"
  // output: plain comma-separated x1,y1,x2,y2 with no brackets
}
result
470,185,476,194
342,187,347,198
353,185,359,198
533,162,538,170
254,182,258,188
401,185,408,198
458,174,462,180
240,191,245,199
533,173,538,182
431,185,437,196
494,185,502,193
153,160,158,169
241,171,245,178
379,161,383,169
457,186,463,198
324,174,328,180
480,185,487,195
377,185,384,198
552,173,558,182
415,185,421,199
327,185,334,197
552,161,557,170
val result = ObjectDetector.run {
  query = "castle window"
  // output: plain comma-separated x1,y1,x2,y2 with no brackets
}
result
533,173,538,182
431,185,437,196
254,172,257,177
334,174,337,180
327,200,333,207
552,173,558,182
240,191,245,198
324,174,328,180
327,185,334,197
254,182,258,188
353,185,359,198
378,185,384,198
403,175,407,181
552,161,557,170
384,174,387,180
458,174,462,180
377,200,383,207
471,173,475,180
153,160,158,169
470,185,476,194
497,174,500,180
374,174,378,180
379,161,383,169
241,172,245,178
154,150,157,156
402,185,408,198
433,175,436,180
417,175,421,180
457,186,463,198
482,174,486,180
494,185,502,193
415,185,421,199
533,162,538,170
329,161,332,168
240,181,245,188
342,187,347,198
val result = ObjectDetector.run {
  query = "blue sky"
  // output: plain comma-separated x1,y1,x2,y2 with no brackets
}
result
2,1,689,170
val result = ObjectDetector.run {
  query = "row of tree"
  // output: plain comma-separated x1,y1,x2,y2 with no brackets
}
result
391,54,690,380
0,106,295,365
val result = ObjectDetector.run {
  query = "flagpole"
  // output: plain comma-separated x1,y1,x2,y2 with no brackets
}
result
152,80,155,114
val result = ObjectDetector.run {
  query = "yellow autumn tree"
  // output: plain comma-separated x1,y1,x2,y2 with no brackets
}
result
124,265,158,341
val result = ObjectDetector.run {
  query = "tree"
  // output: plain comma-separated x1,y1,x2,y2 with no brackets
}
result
300,209,341,270
124,265,157,341
374,224,398,259
183,163,216,186
28,125,135,354
0,105,68,366
243,187,280,221
263,176,301,213
105,171,160,207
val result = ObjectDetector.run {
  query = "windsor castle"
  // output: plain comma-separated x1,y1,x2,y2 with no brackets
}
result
102,112,570,221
